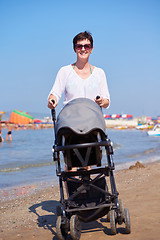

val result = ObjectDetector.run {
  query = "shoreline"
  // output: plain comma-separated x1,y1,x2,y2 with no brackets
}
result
0,156,159,200
0,160,160,240
0,158,160,201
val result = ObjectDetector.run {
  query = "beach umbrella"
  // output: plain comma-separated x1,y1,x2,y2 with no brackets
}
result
9,109,34,124
111,114,121,119
122,114,133,119
34,119,43,123
122,114,127,118
146,116,152,120
104,114,111,119
126,114,133,119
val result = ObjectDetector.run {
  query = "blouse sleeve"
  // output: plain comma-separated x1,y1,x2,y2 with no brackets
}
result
49,67,67,102
99,69,110,101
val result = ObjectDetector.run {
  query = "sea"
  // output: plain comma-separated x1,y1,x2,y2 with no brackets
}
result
0,127,160,198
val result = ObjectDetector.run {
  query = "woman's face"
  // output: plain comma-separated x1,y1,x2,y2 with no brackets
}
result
75,38,93,60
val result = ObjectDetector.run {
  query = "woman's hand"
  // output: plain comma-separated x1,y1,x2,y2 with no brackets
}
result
94,97,109,108
48,95,58,109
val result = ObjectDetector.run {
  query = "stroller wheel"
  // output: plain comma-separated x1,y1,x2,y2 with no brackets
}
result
110,210,117,235
56,216,68,240
70,215,81,240
119,199,125,221
124,208,131,234
106,210,110,222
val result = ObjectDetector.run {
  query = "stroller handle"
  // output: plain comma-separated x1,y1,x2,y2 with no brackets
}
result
96,95,102,109
51,100,58,146
51,100,56,121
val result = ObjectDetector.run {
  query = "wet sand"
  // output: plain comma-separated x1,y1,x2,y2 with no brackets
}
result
0,161,160,240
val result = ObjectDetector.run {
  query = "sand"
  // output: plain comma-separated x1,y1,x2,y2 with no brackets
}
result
0,161,160,240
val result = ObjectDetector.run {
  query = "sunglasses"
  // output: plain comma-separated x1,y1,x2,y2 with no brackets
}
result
75,44,91,50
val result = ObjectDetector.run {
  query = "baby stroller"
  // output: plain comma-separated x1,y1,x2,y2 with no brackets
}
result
51,98,131,240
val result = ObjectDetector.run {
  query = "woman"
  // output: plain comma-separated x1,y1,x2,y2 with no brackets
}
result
48,31,110,109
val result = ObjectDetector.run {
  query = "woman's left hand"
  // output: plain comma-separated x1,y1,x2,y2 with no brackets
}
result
94,97,109,108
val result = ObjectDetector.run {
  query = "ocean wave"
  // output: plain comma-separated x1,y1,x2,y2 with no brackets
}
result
102,142,121,155
0,162,55,173
143,148,155,154
113,142,121,151
128,147,157,158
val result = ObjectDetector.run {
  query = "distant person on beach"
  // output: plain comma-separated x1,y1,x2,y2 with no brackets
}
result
0,124,4,142
6,124,12,141
48,31,110,110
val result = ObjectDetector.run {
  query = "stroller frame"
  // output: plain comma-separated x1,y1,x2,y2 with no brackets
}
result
51,102,131,239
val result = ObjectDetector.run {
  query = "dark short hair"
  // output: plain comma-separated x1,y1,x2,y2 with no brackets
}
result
73,31,93,50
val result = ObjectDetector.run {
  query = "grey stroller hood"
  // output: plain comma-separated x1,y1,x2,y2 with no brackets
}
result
55,98,106,140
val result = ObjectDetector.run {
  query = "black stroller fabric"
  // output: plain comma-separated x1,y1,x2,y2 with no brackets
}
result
67,177,109,222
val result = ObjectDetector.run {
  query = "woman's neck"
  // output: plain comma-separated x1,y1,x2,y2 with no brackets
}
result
75,59,90,70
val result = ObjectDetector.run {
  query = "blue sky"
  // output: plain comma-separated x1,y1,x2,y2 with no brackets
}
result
0,0,160,118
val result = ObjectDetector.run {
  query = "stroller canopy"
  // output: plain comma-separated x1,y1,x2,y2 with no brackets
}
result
55,98,106,139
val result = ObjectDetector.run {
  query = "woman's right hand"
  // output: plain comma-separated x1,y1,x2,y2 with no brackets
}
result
48,95,58,109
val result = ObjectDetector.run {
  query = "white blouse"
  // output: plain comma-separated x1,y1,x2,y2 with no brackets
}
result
49,65,110,107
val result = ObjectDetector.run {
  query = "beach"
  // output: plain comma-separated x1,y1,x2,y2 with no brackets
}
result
0,160,160,240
